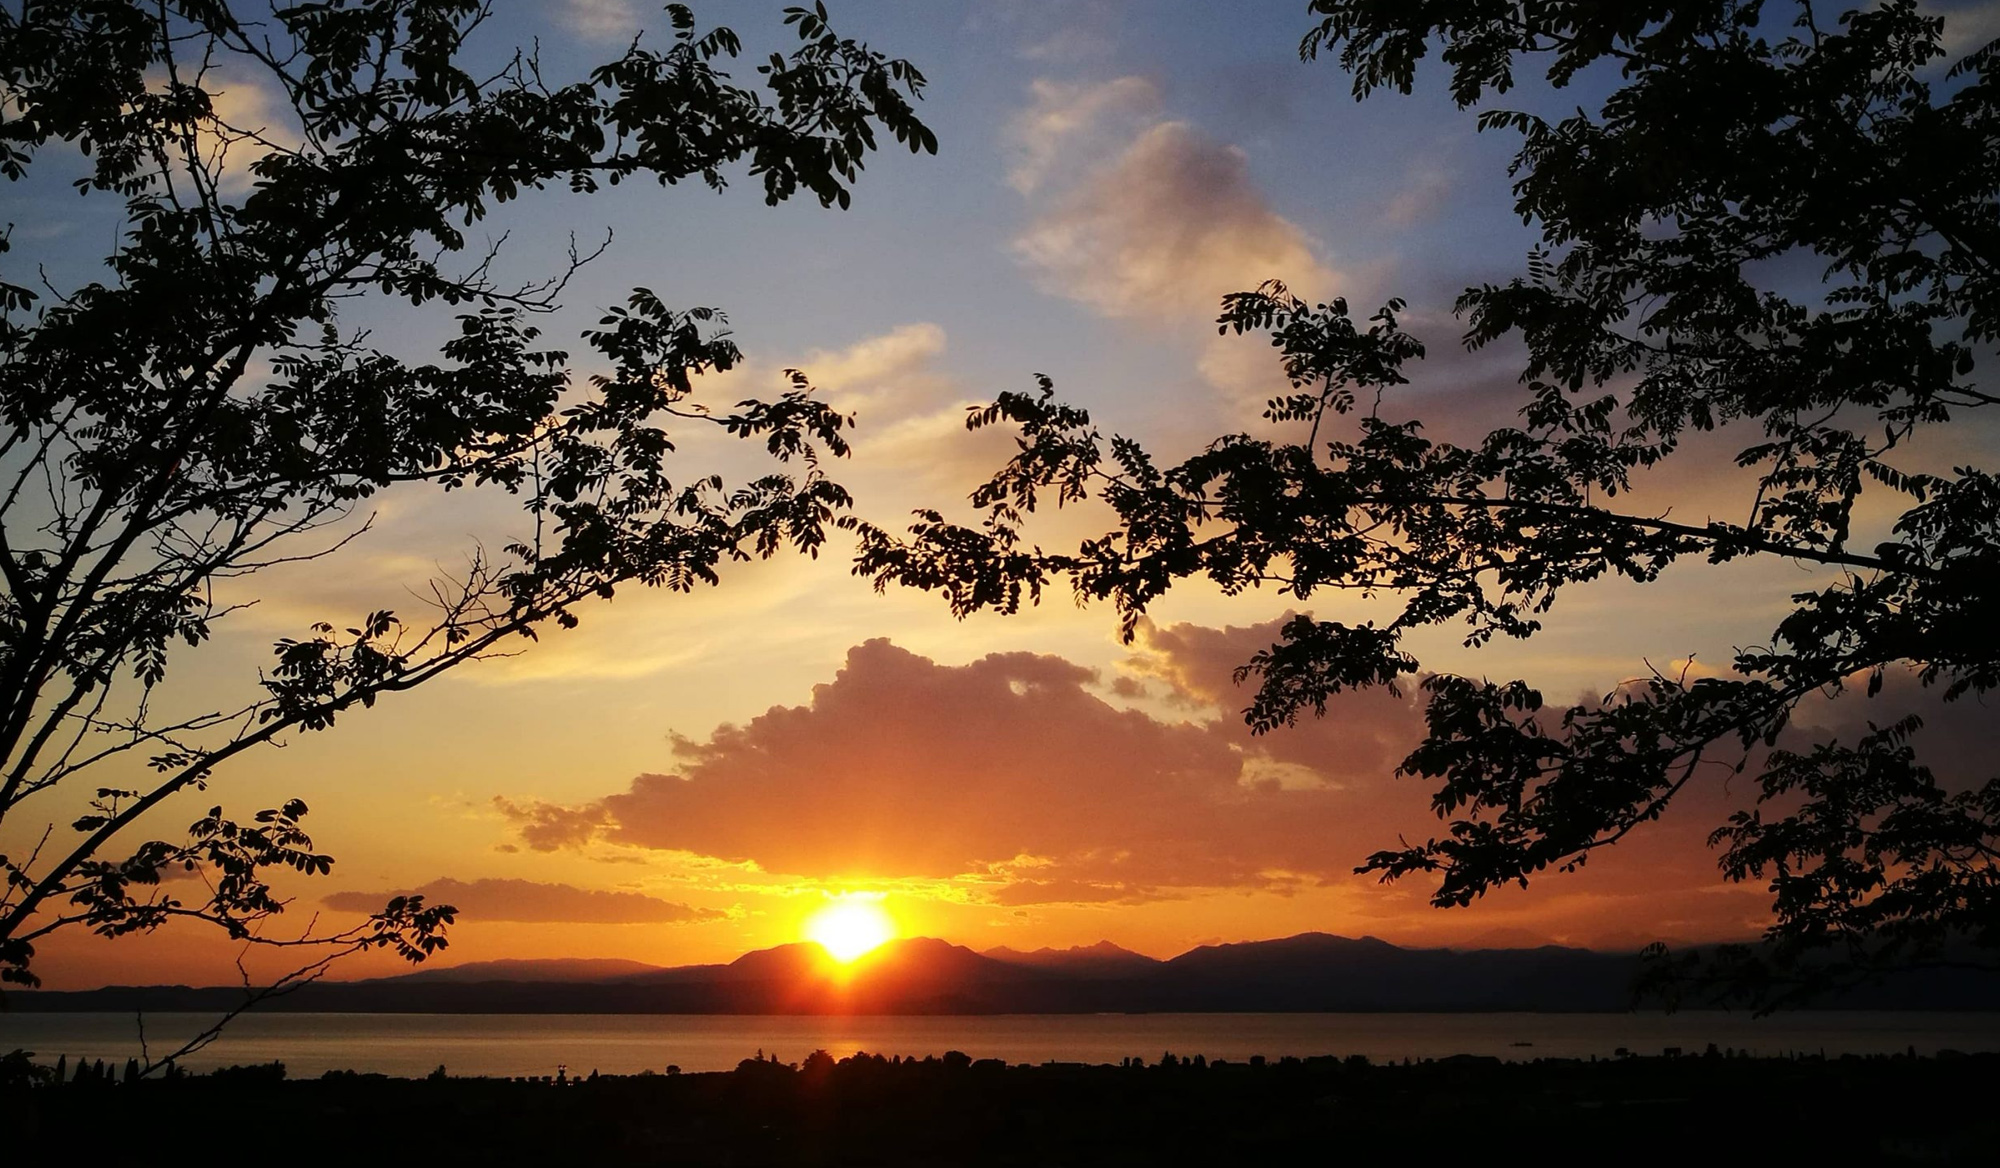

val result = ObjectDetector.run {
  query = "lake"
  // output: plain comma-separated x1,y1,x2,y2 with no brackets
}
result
4,1011,1996,1077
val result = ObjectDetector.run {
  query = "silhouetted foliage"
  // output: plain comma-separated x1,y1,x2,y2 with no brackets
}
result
11,1050,1996,1164
0,1047,52,1088
0,0,931,1059
855,0,1999,1007
206,1060,285,1084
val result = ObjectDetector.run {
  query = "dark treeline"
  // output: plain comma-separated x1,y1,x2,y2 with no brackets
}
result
7,1047,1996,1163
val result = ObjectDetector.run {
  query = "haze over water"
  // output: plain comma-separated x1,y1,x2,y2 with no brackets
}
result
7,1013,1996,1079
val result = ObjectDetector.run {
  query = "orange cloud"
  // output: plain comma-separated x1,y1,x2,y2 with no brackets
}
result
1126,615,1426,789
491,610,1993,945
323,877,723,925
492,800,616,853
500,637,1401,903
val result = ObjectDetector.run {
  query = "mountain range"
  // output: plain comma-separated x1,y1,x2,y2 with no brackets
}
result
11,933,1994,1014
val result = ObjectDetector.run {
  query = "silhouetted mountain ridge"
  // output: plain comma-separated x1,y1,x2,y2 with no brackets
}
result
983,941,1161,979
368,957,666,985
12,932,1996,1013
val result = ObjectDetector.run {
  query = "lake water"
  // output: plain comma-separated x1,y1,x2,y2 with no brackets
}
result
4,1012,1996,1077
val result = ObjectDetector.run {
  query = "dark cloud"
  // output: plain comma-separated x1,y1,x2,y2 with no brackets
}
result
322,877,723,925
492,798,613,853
1127,615,1427,788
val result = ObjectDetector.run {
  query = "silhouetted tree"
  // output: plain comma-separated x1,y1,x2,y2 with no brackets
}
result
0,1046,52,1087
856,0,1998,1006
0,0,932,1056
207,1060,285,1084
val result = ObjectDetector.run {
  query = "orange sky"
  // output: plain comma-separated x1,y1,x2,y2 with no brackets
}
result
28,569,1990,990
10,1,1999,991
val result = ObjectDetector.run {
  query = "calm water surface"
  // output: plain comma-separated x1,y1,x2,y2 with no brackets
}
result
4,1012,1996,1077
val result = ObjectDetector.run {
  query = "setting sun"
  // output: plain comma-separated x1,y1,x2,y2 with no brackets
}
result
804,898,897,963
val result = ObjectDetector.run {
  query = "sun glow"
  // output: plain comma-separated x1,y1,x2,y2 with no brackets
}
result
804,897,897,963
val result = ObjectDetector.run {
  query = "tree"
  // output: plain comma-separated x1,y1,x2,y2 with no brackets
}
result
0,0,933,1055
856,0,1999,1007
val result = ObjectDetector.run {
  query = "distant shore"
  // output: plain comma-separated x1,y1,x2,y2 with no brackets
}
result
10,1008,1996,1081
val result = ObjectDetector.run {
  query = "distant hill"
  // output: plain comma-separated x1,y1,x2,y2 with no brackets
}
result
374,958,666,985
983,941,1162,979
1154,932,1632,1012
612,938,1059,1013
13,933,1997,1014
1453,927,1563,951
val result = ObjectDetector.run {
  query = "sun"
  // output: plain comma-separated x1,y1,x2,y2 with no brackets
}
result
804,897,897,963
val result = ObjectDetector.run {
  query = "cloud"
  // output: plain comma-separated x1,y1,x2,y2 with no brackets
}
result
500,635,1422,905
1015,119,1340,324
563,0,640,40
210,319,1009,688
962,0,1125,67
723,321,1023,508
494,606,1999,939
795,322,951,418
1784,665,1998,793
692,320,968,444
1927,0,2000,57
1006,80,1362,407
491,800,616,852
1125,615,1427,789
1006,76,1161,194
142,71,301,194
322,877,722,924
1381,156,1455,228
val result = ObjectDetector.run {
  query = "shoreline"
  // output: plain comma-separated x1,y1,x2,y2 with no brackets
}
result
11,1008,1996,1079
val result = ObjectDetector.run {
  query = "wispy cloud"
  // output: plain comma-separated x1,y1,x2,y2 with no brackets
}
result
1926,0,2000,58
1381,156,1455,228
1006,76,1363,406
324,876,723,924
563,0,640,41
1015,119,1341,322
1006,76,1160,194
147,71,302,194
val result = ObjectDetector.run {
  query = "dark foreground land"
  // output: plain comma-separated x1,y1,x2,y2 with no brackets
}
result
8,1048,1997,1165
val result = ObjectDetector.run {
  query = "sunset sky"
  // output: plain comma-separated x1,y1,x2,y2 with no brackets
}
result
14,0,2000,989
